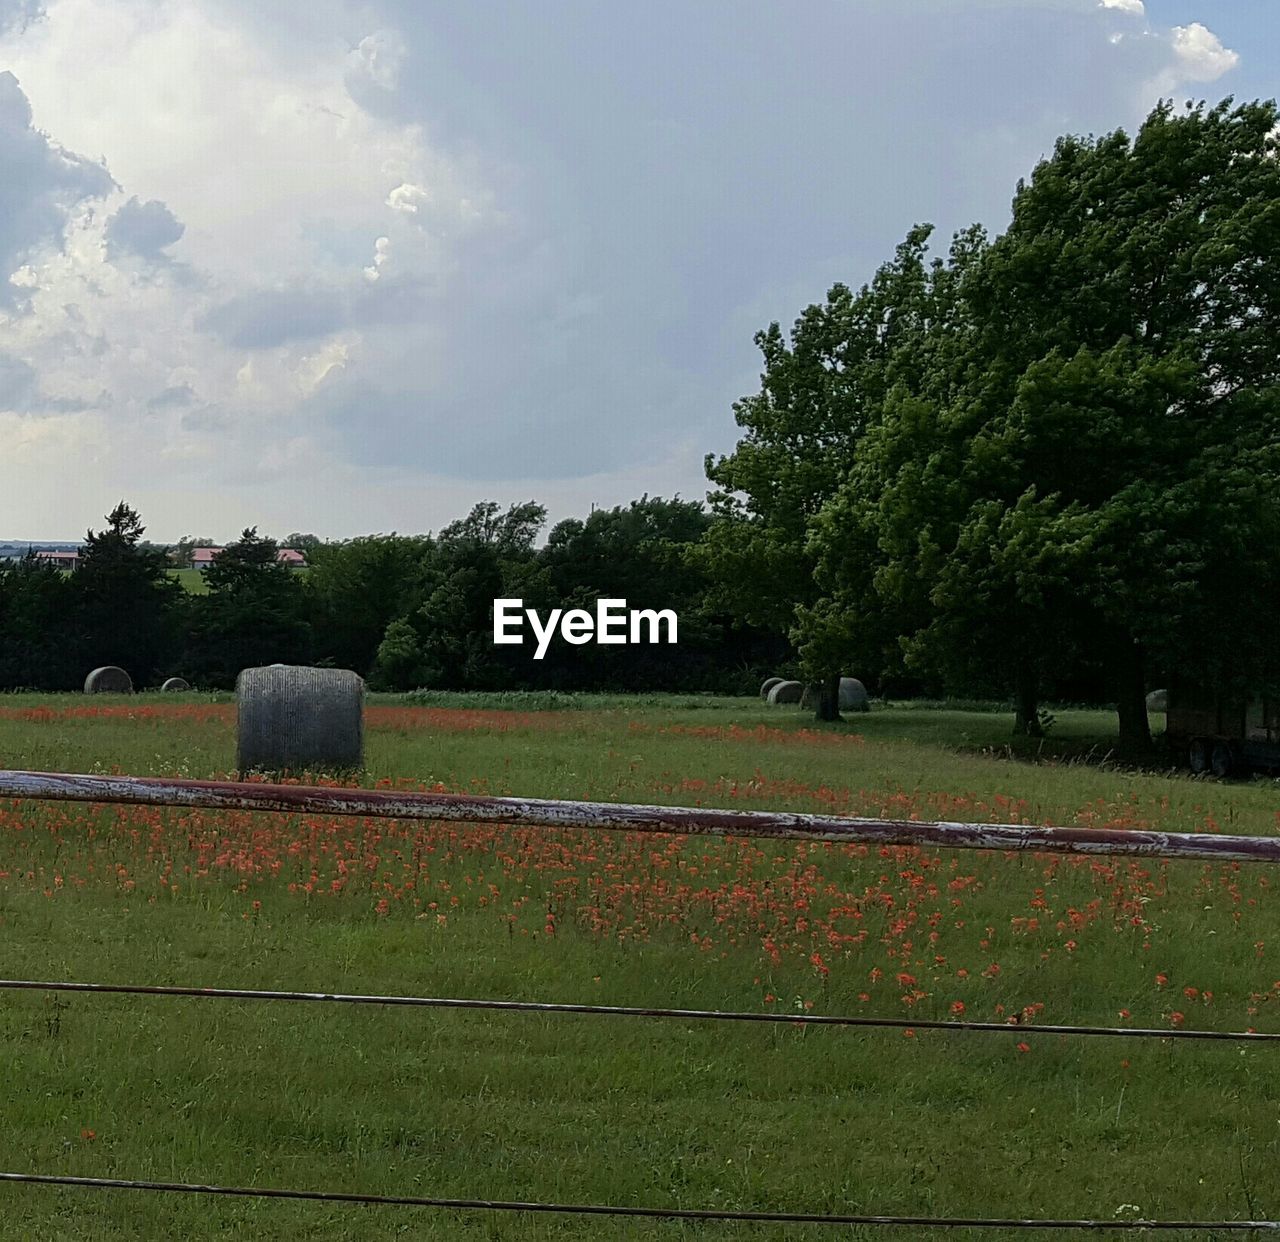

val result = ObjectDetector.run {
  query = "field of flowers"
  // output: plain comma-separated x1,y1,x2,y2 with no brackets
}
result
0,694,1278,1238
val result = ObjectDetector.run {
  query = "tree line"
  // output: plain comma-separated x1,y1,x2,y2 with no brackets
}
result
0,498,785,696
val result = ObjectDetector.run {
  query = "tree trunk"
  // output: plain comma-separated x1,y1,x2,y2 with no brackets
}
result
1115,640,1151,750
814,673,843,722
1013,664,1044,737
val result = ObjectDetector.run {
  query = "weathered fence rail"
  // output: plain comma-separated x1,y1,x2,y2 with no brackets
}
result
0,767,1277,863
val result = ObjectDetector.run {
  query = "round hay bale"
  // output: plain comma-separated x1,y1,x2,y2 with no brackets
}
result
766,679,803,706
839,677,870,712
236,665,364,773
84,666,132,694
759,677,784,700
160,677,190,693
1146,688,1168,713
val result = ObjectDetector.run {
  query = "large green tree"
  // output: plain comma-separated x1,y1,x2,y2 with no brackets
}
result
811,97,1280,743
704,227,935,718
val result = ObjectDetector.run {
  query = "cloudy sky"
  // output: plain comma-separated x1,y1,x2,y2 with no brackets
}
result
0,0,1267,542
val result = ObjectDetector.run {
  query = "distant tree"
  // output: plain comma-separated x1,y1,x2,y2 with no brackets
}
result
0,555,81,689
170,535,218,566
371,617,425,691
370,502,546,691
185,527,311,687
437,500,546,555
281,532,323,554
306,534,433,677
531,496,752,690
74,502,182,686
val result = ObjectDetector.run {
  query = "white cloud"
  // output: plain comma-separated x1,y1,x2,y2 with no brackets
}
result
0,0,507,536
1099,0,1144,14
347,30,405,93
0,68,111,296
2,1,489,286
363,235,390,282
1170,22,1239,83
386,181,428,215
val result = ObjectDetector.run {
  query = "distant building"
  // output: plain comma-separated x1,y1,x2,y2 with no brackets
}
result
35,549,81,570
189,546,306,571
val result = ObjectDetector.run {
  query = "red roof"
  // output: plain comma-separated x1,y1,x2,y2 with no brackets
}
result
191,546,305,566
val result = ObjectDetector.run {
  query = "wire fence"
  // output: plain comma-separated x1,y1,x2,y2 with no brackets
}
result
2,1172,1278,1231
0,977,1274,1043
1,766,1277,1232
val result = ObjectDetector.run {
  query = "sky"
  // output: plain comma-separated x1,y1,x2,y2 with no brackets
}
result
0,0,1270,543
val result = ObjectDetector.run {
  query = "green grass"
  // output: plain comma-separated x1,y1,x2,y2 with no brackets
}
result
166,567,209,594
0,694,1277,1238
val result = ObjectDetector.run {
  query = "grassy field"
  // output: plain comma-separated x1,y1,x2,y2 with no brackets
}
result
164,567,209,594
0,693,1278,1238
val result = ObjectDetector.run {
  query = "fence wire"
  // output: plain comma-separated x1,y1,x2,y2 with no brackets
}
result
0,1171,1276,1230
0,978,1274,1043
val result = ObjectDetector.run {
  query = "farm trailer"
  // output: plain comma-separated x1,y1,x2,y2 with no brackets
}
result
1165,685,1280,778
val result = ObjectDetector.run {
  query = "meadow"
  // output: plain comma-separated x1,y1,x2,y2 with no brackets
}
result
0,693,1278,1239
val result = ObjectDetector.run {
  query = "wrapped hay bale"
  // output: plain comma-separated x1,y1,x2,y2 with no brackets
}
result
236,665,364,773
160,677,190,692
766,679,803,706
1146,688,1168,713
839,677,870,712
84,666,132,694
760,677,784,700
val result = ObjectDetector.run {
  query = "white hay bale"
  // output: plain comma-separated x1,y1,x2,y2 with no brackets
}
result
236,665,364,772
1146,688,1168,712
767,679,803,706
839,677,870,712
84,666,133,694
760,677,784,700
160,677,190,692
